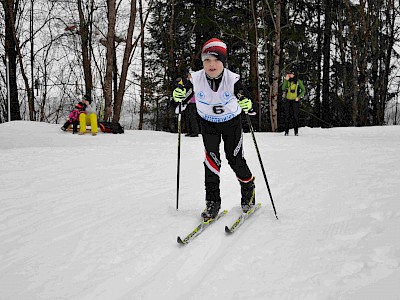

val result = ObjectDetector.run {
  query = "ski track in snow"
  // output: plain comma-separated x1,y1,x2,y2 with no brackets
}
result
0,121,400,300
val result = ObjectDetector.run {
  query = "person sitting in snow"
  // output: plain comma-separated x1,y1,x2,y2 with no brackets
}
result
172,37,256,221
60,102,84,134
79,94,98,136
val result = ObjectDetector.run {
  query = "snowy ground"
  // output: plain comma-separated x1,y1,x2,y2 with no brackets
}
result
0,121,399,300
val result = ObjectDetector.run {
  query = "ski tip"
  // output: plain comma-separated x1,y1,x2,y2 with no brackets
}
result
177,236,185,244
225,226,232,234
222,210,228,214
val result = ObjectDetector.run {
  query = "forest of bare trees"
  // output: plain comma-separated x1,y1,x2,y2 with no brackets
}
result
1,0,399,131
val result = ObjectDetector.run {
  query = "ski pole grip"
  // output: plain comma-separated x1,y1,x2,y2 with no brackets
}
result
237,90,245,100
237,90,248,115
176,77,184,89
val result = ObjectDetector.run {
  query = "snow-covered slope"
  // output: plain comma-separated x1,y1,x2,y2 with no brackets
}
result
1,121,399,299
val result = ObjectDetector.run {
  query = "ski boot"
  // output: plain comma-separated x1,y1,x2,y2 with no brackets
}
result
240,177,255,213
72,121,79,134
201,201,221,221
201,183,221,221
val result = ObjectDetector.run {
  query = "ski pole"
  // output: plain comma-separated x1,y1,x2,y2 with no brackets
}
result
176,78,184,210
176,102,182,210
239,92,279,220
299,107,333,128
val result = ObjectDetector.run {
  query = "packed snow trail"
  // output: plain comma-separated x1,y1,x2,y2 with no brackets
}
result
0,121,399,299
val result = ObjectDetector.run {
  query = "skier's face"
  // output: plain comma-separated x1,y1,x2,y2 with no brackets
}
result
203,57,224,78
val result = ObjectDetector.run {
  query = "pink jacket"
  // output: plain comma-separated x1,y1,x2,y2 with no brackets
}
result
68,109,81,121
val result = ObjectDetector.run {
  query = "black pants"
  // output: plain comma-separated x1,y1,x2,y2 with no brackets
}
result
284,99,300,134
185,103,199,135
62,120,79,133
201,115,253,189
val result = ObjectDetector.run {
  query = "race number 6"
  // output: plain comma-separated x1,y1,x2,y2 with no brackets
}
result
213,105,225,115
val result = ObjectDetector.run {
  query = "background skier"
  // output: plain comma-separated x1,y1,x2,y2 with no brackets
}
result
282,70,306,136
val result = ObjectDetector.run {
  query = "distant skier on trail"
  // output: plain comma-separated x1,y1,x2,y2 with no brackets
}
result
172,38,256,221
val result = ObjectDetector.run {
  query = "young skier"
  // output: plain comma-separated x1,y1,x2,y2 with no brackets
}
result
61,102,84,133
172,38,255,220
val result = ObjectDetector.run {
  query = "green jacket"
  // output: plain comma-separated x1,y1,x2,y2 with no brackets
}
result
282,79,306,100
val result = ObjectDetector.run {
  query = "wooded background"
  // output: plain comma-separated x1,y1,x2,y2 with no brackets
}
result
1,0,399,131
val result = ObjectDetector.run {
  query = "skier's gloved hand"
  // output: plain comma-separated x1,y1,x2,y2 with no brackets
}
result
238,98,252,112
173,87,186,102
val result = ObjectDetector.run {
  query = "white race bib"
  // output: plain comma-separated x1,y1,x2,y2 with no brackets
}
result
191,69,242,123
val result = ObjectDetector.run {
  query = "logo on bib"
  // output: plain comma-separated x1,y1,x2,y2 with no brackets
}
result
197,91,205,100
223,91,231,100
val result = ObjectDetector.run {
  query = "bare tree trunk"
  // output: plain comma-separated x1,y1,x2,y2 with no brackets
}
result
1,0,21,121
343,0,361,126
168,0,178,132
314,0,323,127
29,0,35,121
322,0,332,126
77,0,94,98
113,0,138,122
357,0,370,126
104,0,116,121
369,0,381,126
139,0,146,127
336,5,350,125
270,0,281,132
113,50,118,117
138,0,145,130
168,0,176,73
3,0,32,121
249,0,261,130
378,0,396,125
260,2,272,131
39,47,51,122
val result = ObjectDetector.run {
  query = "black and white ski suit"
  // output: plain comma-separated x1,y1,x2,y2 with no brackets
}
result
180,68,255,194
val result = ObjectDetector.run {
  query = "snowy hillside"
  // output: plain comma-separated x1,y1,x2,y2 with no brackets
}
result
1,121,399,300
